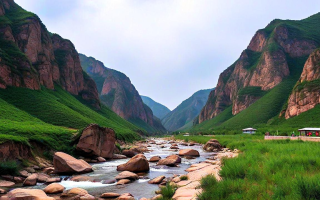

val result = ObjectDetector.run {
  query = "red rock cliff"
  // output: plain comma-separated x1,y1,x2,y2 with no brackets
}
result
285,49,320,119
0,0,100,108
199,20,317,123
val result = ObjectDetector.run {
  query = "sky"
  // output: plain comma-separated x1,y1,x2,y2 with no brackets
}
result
15,0,320,110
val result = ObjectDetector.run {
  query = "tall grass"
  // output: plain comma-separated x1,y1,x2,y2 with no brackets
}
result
176,135,320,199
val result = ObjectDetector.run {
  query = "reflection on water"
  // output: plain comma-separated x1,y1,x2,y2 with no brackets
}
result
33,139,214,199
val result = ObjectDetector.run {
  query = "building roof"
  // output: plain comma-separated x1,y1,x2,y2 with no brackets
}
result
242,128,257,131
298,128,320,131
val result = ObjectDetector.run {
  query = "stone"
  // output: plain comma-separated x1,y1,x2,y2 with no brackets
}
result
117,154,149,172
46,177,61,183
116,179,131,185
0,188,6,194
70,176,91,182
157,154,181,166
115,171,139,180
113,154,127,159
149,156,161,162
0,180,15,187
53,152,93,174
19,170,30,178
37,173,50,182
178,149,200,157
148,176,165,184
44,183,65,194
101,192,121,198
61,188,88,197
97,157,107,162
170,146,179,149
23,173,38,186
43,167,55,174
151,194,163,200
102,179,117,184
13,176,25,183
117,193,135,200
4,189,55,200
122,150,138,158
76,124,116,159
203,139,222,152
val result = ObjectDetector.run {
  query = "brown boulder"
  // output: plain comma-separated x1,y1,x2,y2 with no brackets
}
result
117,179,131,185
149,156,161,162
0,180,15,187
117,154,149,172
178,149,200,157
203,139,222,152
4,189,55,200
122,150,138,158
46,177,61,183
113,154,127,159
53,152,93,174
37,173,50,182
0,188,6,194
115,171,139,180
148,176,165,184
44,183,65,194
101,192,121,198
76,124,116,159
70,176,91,182
23,173,38,186
157,154,181,166
117,193,135,200
61,188,88,198
170,146,179,149
97,157,106,162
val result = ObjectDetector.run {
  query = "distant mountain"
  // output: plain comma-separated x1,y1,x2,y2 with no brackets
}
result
161,89,213,131
79,54,166,133
141,96,171,119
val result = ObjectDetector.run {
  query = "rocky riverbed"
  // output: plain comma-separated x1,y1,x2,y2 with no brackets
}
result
0,137,238,200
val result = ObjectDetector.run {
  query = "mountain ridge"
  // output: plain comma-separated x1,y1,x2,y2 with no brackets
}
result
141,95,171,119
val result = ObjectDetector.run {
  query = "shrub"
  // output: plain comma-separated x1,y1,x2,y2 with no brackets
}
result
0,161,19,175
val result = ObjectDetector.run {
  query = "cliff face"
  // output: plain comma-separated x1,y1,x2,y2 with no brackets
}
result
162,89,213,131
285,49,320,119
0,0,100,108
199,16,319,124
79,54,166,133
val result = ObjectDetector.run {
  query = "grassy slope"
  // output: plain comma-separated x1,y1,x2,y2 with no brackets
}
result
176,135,320,200
0,86,141,142
190,14,320,133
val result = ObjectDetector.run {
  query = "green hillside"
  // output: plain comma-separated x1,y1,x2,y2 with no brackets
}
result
141,96,171,119
0,86,141,144
162,89,213,131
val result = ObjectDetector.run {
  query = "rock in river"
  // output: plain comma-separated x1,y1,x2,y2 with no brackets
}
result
178,149,200,157
117,154,149,173
53,152,93,174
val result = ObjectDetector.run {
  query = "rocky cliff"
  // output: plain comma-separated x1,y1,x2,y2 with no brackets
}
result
285,49,320,118
198,14,320,124
141,96,171,119
0,0,100,108
162,89,213,131
79,54,166,133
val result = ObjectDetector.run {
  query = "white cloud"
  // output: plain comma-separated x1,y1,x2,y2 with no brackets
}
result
15,0,320,109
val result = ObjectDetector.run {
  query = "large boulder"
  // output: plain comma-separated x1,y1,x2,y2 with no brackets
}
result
44,183,65,194
203,139,222,152
148,176,165,184
122,150,138,158
23,173,38,186
4,189,55,200
157,154,181,166
53,152,93,174
115,171,139,180
76,124,116,159
117,154,149,172
178,149,200,157
149,156,161,162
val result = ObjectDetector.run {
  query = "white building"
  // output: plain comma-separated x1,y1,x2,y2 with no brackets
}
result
242,128,257,134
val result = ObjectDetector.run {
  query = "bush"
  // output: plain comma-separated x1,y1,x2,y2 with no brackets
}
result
0,161,19,175
159,183,177,200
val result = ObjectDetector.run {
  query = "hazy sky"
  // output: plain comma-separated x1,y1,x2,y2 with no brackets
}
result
15,0,320,110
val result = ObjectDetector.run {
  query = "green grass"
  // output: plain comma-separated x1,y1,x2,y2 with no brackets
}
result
0,161,19,175
176,135,320,200
158,183,177,200
0,86,141,142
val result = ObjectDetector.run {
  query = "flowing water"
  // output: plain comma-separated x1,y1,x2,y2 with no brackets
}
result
32,139,215,199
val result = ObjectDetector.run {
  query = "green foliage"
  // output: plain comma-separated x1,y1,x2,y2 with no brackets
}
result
0,161,19,175
295,79,320,92
180,175,188,180
177,135,320,199
54,49,68,67
243,50,262,71
159,183,177,200
0,86,141,143
237,86,267,97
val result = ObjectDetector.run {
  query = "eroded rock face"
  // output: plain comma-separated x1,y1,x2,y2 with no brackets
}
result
117,154,149,173
79,54,166,132
53,152,93,174
285,49,320,118
76,124,116,159
0,0,100,108
0,141,33,161
198,19,318,123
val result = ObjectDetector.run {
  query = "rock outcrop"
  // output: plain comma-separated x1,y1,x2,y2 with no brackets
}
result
76,124,116,159
285,49,320,118
0,0,100,108
53,152,93,174
0,141,33,161
117,154,149,172
79,54,166,133
3,189,55,200
203,139,223,152
198,16,319,124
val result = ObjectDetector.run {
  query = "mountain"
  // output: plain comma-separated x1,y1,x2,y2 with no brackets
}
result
162,89,213,131
79,54,166,133
193,12,320,132
0,0,142,150
141,96,171,119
